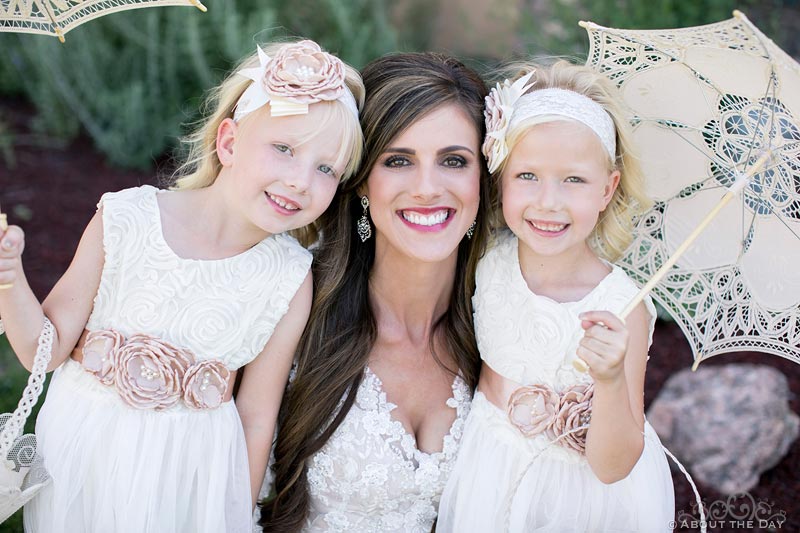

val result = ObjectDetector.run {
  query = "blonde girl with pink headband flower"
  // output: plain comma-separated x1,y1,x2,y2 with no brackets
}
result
0,39,364,532
437,60,675,532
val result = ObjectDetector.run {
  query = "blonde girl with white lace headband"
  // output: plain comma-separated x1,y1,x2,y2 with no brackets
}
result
438,60,676,532
0,39,363,533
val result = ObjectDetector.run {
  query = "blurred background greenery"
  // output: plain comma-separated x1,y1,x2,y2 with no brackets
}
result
0,0,797,530
0,0,791,169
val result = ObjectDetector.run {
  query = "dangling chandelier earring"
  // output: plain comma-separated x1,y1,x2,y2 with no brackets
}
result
466,219,476,240
357,196,372,242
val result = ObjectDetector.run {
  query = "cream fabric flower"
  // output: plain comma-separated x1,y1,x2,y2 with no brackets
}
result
183,360,231,410
507,383,559,438
263,39,346,104
482,71,535,173
81,329,124,385
113,334,194,410
552,382,594,454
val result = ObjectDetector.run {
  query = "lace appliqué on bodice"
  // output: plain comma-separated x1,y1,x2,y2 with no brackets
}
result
86,185,311,370
305,368,471,533
474,232,656,391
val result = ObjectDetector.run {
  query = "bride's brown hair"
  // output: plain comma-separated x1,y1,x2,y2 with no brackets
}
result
259,52,489,531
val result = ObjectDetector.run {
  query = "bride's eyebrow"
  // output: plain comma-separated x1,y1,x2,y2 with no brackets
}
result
383,146,475,155
383,147,415,154
438,145,474,155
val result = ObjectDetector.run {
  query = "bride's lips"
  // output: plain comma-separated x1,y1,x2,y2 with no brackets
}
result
397,207,454,232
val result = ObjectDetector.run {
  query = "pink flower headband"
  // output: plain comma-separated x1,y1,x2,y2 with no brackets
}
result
233,40,359,122
483,71,616,173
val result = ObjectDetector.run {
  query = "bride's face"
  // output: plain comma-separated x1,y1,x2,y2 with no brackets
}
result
363,103,481,264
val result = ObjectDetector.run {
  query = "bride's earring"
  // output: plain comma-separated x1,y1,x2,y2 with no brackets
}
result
466,219,476,240
357,196,372,242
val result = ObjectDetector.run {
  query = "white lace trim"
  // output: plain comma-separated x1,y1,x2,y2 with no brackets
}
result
508,88,616,160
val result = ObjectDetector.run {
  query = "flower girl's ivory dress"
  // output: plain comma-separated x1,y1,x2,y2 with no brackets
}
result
438,232,675,532
24,185,311,533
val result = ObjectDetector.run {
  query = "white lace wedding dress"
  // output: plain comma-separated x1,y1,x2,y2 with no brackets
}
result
302,367,471,532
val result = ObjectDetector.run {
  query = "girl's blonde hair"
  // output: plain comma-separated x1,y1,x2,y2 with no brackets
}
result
171,41,365,245
493,59,652,262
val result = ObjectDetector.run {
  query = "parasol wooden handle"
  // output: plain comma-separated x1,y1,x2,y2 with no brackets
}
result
573,152,771,373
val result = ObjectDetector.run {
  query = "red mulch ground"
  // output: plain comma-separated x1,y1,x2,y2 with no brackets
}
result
1,97,798,532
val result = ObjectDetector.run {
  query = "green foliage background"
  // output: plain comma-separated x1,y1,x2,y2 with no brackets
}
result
0,0,401,168
0,0,794,530
0,0,787,169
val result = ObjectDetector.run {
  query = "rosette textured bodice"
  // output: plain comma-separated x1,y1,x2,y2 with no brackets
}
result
474,231,656,390
87,185,311,369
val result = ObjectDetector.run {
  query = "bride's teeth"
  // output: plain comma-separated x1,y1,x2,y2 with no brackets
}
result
268,193,298,210
402,210,449,226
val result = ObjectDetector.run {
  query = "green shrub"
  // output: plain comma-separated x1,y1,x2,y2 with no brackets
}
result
0,0,401,169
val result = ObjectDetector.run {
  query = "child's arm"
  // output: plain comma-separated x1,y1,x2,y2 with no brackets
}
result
0,211,104,372
576,304,650,484
236,271,312,509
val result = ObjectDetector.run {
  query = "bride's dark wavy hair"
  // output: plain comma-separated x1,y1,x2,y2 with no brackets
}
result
259,52,489,532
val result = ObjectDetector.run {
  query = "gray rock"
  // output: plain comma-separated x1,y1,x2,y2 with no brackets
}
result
647,363,799,495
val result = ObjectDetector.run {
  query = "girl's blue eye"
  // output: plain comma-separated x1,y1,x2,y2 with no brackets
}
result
442,155,467,168
565,176,585,183
384,155,410,168
518,172,537,181
274,144,292,155
319,164,336,177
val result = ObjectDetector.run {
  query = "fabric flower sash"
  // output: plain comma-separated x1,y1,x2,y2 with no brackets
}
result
507,382,594,454
78,329,232,410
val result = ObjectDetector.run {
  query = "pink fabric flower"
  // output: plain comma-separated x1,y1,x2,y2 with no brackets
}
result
113,334,194,410
81,329,124,385
183,360,231,410
553,382,594,454
263,40,346,104
507,384,559,438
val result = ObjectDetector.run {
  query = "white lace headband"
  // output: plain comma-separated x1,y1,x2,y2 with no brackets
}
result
233,40,359,122
483,72,617,172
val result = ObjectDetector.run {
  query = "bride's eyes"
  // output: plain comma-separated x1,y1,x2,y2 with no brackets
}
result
383,155,410,168
442,155,467,168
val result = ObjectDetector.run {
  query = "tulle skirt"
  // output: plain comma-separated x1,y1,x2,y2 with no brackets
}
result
438,392,674,532
24,359,253,533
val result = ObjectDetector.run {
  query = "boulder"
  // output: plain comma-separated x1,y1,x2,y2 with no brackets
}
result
647,363,799,494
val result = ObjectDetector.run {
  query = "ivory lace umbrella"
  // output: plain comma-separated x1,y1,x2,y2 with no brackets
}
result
581,11,800,370
0,0,206,42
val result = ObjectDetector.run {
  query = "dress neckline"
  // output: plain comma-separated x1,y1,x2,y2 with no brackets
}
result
363,366,467,460
510,235,619,306
148,186,273,263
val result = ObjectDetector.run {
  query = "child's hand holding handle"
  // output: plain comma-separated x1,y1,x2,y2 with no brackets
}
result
0,208,25,290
